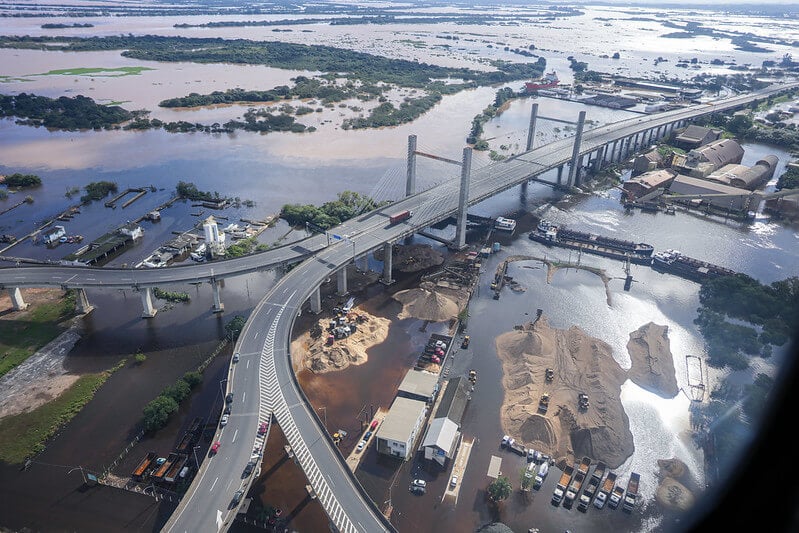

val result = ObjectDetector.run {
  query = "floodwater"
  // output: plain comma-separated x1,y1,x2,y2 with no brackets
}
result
1,3,798,533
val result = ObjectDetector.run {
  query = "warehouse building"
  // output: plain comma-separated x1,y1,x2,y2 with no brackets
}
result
669,174,761,212
672,139,744,178
397,369,439,404
375,397,427,461
705,155,779,190
672,125,722,150
623,169,677,200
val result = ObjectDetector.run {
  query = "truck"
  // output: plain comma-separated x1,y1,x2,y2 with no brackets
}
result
132,451,157,481
583,461,606,501
551,463,574,505
533,460,549,489
564,457,591,508
578,472,601,511
164,454,188,483
594,471,617,509
500,435,526,456
152,452,180,481
389,209,412,225
622,472,640,512
609,484,625,509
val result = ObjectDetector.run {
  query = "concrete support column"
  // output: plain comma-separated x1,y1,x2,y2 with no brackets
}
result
592,146,605,172
75,288,94,314
611,140,619,163
337,268,348,296
406,134,417,197
567,110,587,188
574,155,585,186
525,103,539,152
211,279,224,313
381,242,394,285
453,147,473,250
7,287,27,311
557,165,564,185
141,287,157,318
309,286,322,314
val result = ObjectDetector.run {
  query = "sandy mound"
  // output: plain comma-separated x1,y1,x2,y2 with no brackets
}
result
496,317,633,469
292,308,391,374
626,322,679,398
655,457,699,512
393,282,460,322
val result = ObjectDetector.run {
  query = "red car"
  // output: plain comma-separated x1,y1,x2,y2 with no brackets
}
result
258,422,268,436
210,441,221,455
370,420,379,431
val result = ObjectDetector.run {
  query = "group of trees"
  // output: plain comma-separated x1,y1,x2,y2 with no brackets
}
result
152,287,190,302
281,190,385,230
142,371,202,432
694,274,797,369
81,181,117,203
225,236,269,258
176,180,220,202
1,173,41,188
0,93,131,131
467,86,519,149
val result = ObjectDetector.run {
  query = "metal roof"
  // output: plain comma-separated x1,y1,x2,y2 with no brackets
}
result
397,370,439,399
421,417,459,457
376,397,426,443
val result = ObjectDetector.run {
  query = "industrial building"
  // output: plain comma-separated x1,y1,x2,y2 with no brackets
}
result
632,148,664,176
397,369,439,403
375,397,427,461
669,174,761,212
672,125,722,149
671,138,745,178
623,169,677,200
705,155,779,190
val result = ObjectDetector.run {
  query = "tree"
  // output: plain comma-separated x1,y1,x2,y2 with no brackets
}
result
487,476,512,502
142,395,179,432
163,380,191,403
520,468,532,492
134,352,147,364
225,315,247,341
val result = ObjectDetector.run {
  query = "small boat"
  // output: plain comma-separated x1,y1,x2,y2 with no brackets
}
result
494,217,517,232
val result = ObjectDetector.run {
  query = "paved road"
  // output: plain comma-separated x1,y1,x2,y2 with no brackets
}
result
3,82,797,533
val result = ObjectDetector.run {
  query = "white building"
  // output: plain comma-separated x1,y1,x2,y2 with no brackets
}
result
119,222,144,240
421,417,460,468
42,225,66,245
375,397,427,461
203,216,226,258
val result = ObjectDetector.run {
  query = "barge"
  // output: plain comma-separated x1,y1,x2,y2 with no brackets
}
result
529,220,654,264
651,249,736,282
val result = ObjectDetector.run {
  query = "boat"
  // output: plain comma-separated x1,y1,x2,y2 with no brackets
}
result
651,249,736,282
529,219,654,264
525,71,559,92
494,217,517,232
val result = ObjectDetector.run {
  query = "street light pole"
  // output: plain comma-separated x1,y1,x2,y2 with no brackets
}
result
193,445,201,469
318,406,327,433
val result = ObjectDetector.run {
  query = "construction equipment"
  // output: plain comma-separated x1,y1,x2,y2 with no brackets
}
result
545,368,554,382
578,393,589,411
538,393,550,414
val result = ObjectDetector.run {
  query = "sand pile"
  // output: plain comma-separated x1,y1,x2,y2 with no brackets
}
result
626,322,679,398
496,317,633,468
393,281,460,322
655,458,698,512
291,308,390,374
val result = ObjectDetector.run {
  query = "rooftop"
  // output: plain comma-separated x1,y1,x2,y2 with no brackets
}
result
421,417,459,457
397,370,439,400
376,397,427,443
434,376,469,425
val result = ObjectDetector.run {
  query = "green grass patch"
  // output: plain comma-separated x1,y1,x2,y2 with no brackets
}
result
0,291,76,379
0,367,119,464
0,75,33,82
33,66,155,77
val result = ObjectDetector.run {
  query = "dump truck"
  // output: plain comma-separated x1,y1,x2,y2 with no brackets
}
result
565,457,591,508
551,463,574,505
594,471,617,509
622,472,640,512
164,454,188,483
389,209,412,225
533,460,549,489
132,451,157,481
578,463,605,512
609,484,625,509
538,393,550,414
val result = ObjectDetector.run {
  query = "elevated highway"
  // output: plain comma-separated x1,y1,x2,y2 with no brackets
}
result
2,82,796,533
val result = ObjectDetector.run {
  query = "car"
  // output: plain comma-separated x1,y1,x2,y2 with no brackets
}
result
411,479,426,488
450,475,458,488
232,352,240,363
242,460,256,477
370,420,379,431
220,414,229,427
356,440,366,452
230,489,245,509
410,484,425,495
225,392,234,404
461,335,470,349
224,405,231,415
364,430,372,440
210,442,221,455
258,421,268,435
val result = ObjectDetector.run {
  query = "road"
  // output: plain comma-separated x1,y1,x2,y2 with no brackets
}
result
2,82,796,533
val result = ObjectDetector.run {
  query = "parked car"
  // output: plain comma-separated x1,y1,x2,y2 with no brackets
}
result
258,421,268,435
224,405,231,415
230,489,245,509
356,440,366,452
225,392,234,404
220,414,229,427
370,420,379,431
210,442,221,455
364,430,373,440
232,352,240,363
412,479,426,488
461,335,470,348
450,475,458,488
242,460,256,477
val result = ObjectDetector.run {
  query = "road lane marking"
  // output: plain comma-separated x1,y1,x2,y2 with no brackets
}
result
246,360,250,369
232,429,238,443
242,391,246,403
209,477,218,491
